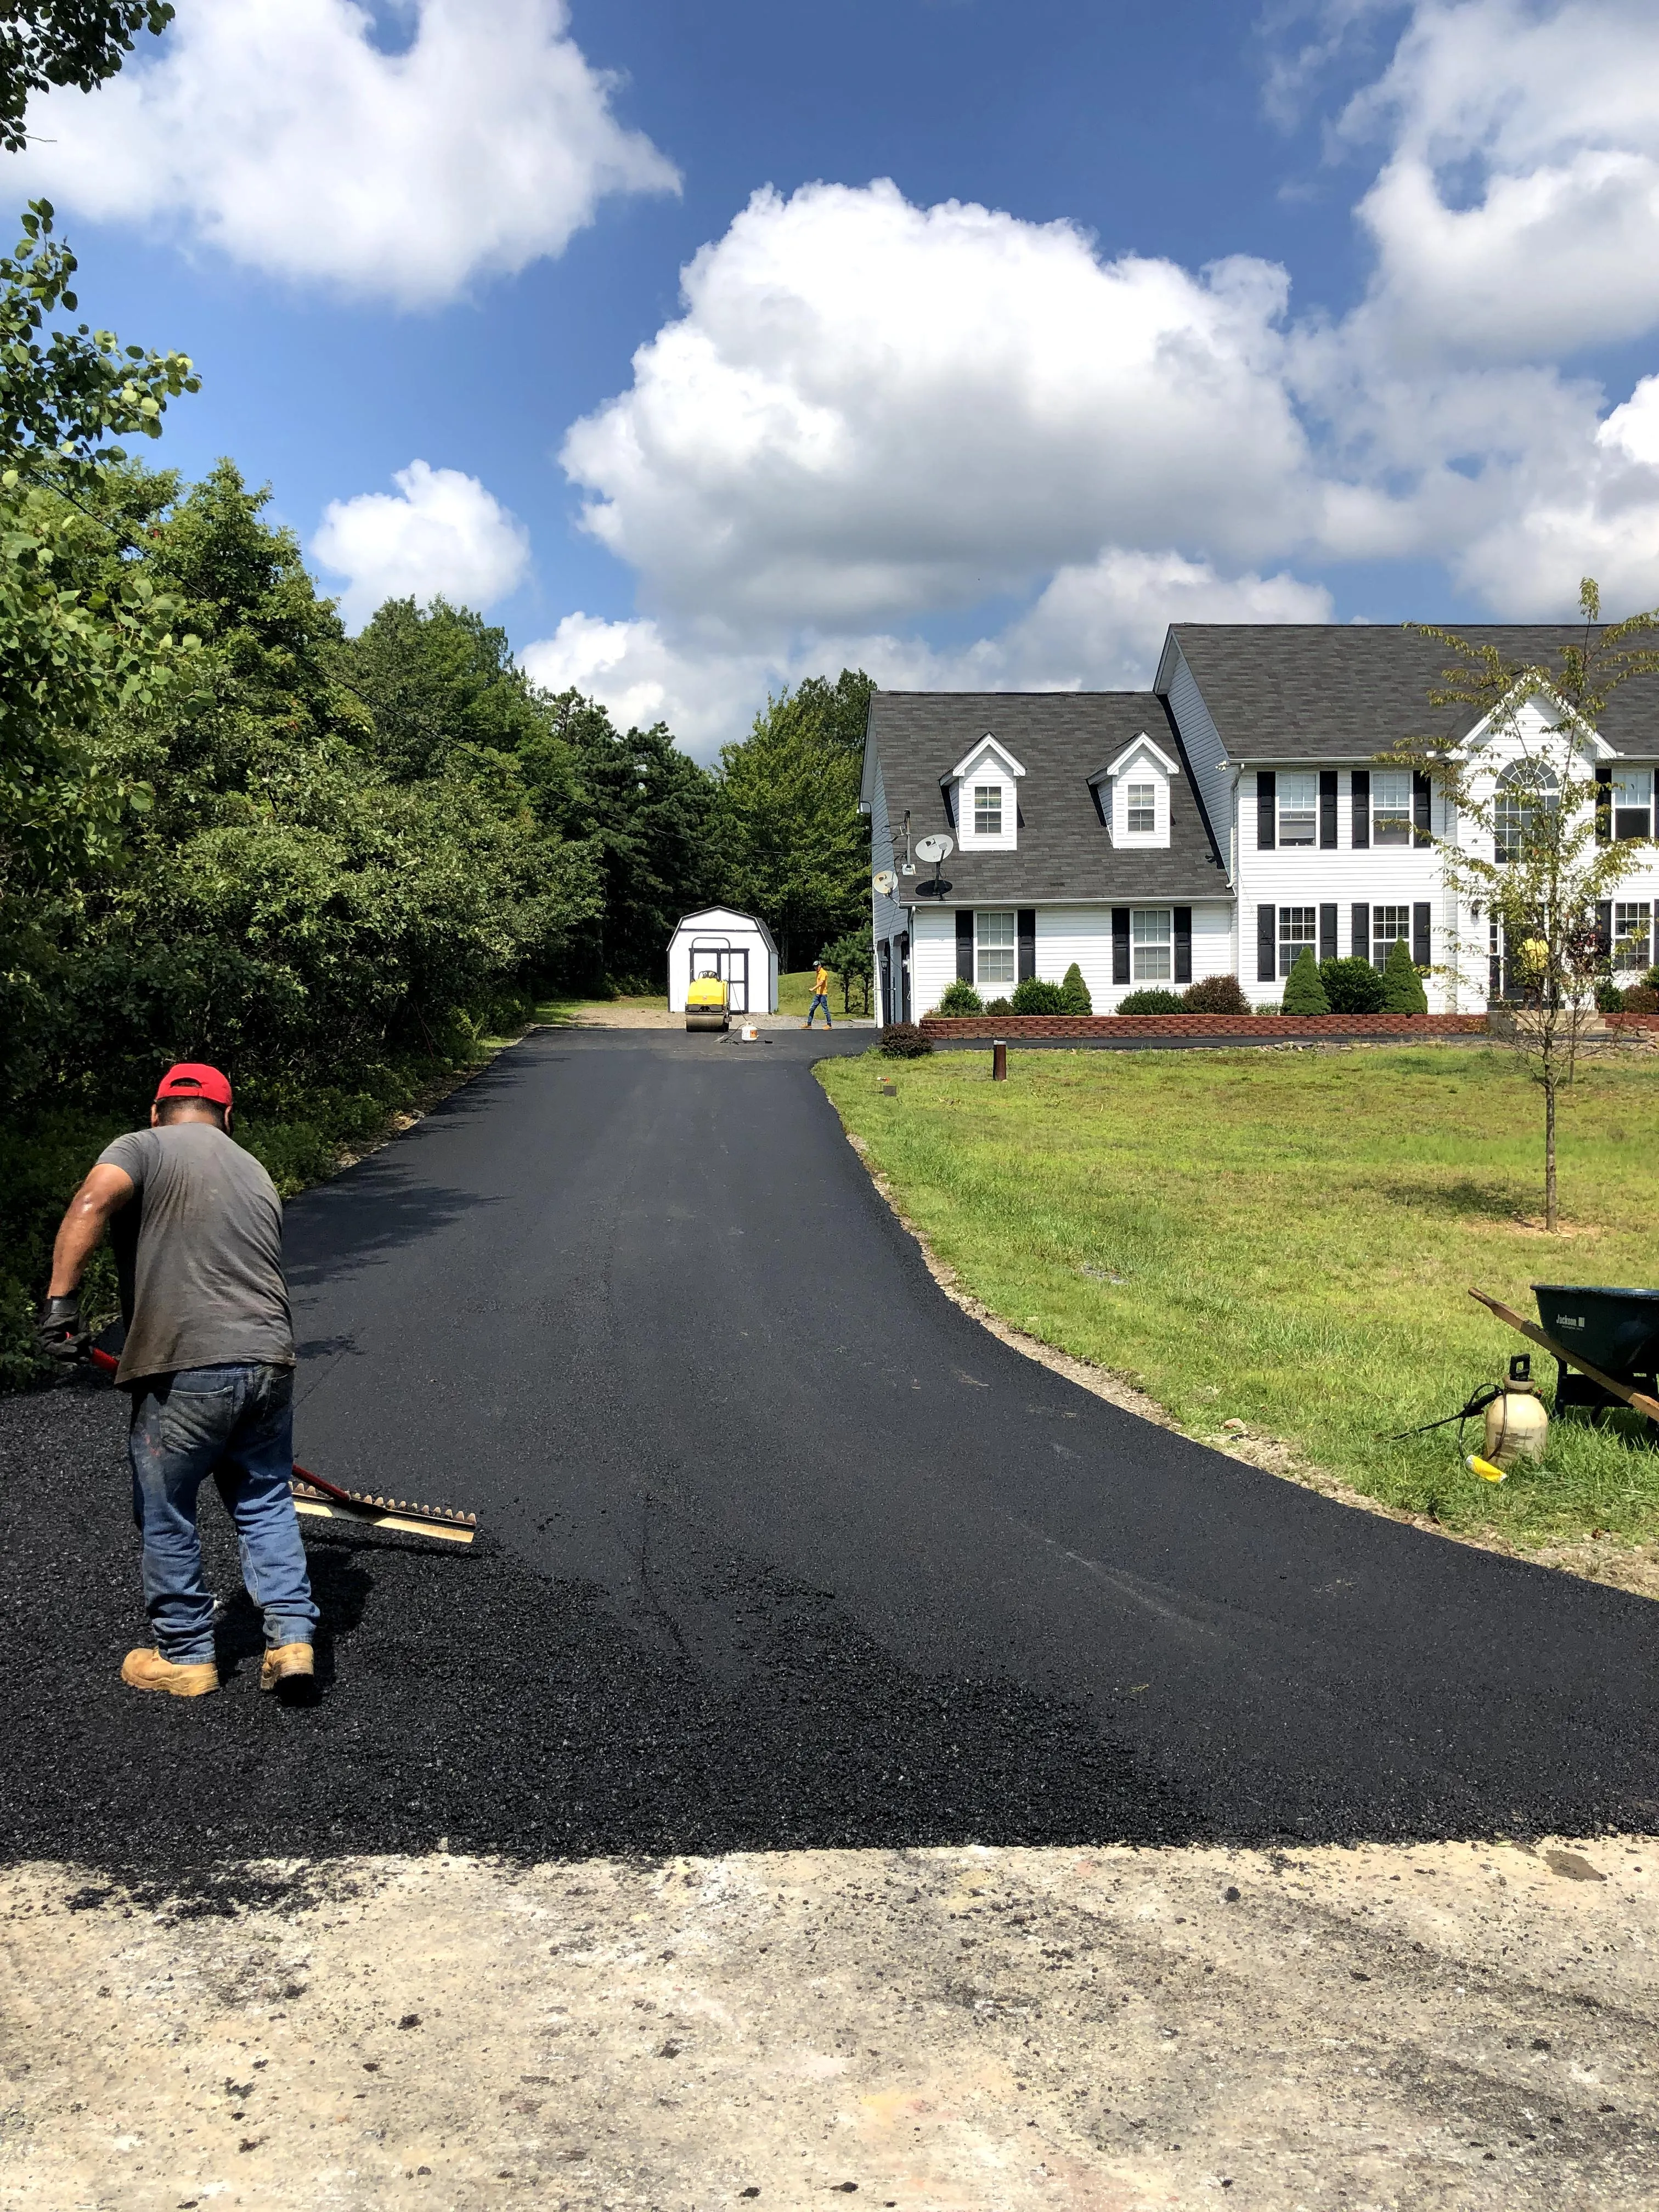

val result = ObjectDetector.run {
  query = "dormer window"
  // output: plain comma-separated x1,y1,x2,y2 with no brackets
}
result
1090,731,1180,851
949,734,1025,851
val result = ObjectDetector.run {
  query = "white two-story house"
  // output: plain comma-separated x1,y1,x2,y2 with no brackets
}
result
860,623,1659,1019
861,690,1234,1022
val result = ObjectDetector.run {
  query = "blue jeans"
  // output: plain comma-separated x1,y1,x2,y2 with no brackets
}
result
128,1363,318,1663
807,993,832,1026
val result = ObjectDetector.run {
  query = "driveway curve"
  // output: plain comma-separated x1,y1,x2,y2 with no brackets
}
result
6,1026,1658,1876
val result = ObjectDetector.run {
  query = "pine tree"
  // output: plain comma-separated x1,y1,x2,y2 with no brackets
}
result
1280,946,1330,1014
1059,961,1092,1014
1379,936,1428,1012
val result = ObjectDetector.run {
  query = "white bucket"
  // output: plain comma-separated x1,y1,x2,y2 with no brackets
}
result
740,1024,759,1041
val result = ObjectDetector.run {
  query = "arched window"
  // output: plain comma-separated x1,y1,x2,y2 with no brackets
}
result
1493,761,1559,862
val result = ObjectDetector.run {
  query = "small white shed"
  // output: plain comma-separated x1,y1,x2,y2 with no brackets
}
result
667,906,780,1015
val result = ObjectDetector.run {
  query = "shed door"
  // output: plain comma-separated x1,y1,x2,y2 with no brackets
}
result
691,941,748,1011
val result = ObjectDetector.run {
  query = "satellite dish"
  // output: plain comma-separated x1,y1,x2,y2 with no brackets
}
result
872,868,896,896
915,832,955,864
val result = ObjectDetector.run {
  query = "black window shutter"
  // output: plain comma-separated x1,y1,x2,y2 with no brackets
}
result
1257,904,1277,983
1112,907,1131,985
1413,770,1432,844
1173,907,1192,984
1319,771,1338,849
1017,909,1036,983
1596,900,1613,958
1256,770,1276,850
1319,904,1338,962
1352,902,1370,960
1412,902,1431,968
1595,764,1613,844
1351,769,1370,849
955,908,974,983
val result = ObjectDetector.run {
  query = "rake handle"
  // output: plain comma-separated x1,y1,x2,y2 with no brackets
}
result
88,1344,365,1509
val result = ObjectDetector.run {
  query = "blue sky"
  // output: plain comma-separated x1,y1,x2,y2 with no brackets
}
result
20,2,1659,753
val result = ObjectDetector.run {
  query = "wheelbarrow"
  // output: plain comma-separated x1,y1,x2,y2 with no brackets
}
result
1470,1284,1659,1427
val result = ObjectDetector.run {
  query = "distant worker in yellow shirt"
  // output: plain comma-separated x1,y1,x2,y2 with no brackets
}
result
805,957,833,1029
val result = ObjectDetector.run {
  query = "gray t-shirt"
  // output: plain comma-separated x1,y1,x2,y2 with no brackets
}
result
97,1125,295,1387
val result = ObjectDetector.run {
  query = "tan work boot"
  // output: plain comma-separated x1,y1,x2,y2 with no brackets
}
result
259,1643,317,1703
121,1647,219,1698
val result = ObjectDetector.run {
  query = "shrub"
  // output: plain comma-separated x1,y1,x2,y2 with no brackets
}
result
1281,947,1331,1015
1645,966,1659,996
1059,961,1092,1015
984,996,1013,1015
1116,988,1184,1014
1011,977,1066,1014
1619,983,1659,1014
879,1022,932,1057
1319,956,1387,1013
1379,936,1429,1013
1180,974,1250,1014
936,979,984,1015
1596,978,1627,1014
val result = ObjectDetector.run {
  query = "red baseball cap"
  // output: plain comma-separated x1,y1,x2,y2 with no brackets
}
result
155,1062,233,1108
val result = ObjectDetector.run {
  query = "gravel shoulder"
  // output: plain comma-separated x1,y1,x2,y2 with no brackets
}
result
5,1833,1656,2211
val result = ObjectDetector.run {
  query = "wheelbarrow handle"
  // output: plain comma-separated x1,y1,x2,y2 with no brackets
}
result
1468,1289,1659,1426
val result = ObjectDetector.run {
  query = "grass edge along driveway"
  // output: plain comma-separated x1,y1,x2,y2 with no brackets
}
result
820,1043,1659,1559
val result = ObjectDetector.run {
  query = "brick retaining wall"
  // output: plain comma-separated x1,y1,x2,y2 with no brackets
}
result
917,1013,1491,1041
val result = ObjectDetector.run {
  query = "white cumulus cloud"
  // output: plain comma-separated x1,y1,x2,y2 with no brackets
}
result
1340,0,1659,360
529,5,1659,743
19,0,679,306
313,462,530,629
561,181,1317,634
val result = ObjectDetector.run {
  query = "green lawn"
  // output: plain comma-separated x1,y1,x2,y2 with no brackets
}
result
819,1043,1659,1549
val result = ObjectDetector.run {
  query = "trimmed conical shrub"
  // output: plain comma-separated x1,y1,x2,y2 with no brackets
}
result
1059,961,1092,1014
1380,936,1429,1012
1280,946,1330,1014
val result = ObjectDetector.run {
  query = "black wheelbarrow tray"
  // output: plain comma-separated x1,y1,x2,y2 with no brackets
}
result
1470,1284,1659,1426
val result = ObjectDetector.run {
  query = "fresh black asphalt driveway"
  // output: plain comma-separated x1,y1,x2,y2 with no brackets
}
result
7,1026,1658,1879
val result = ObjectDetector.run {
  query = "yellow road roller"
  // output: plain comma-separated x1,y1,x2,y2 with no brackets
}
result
685,971,730,1032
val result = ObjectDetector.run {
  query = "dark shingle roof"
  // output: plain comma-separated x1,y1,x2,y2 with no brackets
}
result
1165,623,1659,760
867,691,1227,906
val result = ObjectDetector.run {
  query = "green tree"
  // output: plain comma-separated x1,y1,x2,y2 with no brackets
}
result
338,596,553,782
1281,946,1330,1014
719,670,872,970
823,923,873,1014
540,691,725,988
0,201,200,887
1059,961,1092,1014
0,3,173,154
1379,937,1428,1014
1391,583,1659,1228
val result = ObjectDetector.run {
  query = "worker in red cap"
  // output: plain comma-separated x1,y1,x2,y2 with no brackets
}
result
38,1063,319,1703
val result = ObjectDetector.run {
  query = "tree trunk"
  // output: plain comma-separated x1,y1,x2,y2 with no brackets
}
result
1544,1068,1558,1232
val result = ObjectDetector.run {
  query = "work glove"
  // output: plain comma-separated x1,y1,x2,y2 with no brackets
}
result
36,1293,89,1368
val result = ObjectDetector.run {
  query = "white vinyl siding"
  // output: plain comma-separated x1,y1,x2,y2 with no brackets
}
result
976,910,1015,986
1131,909,1171,980
1278,905,1316,975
